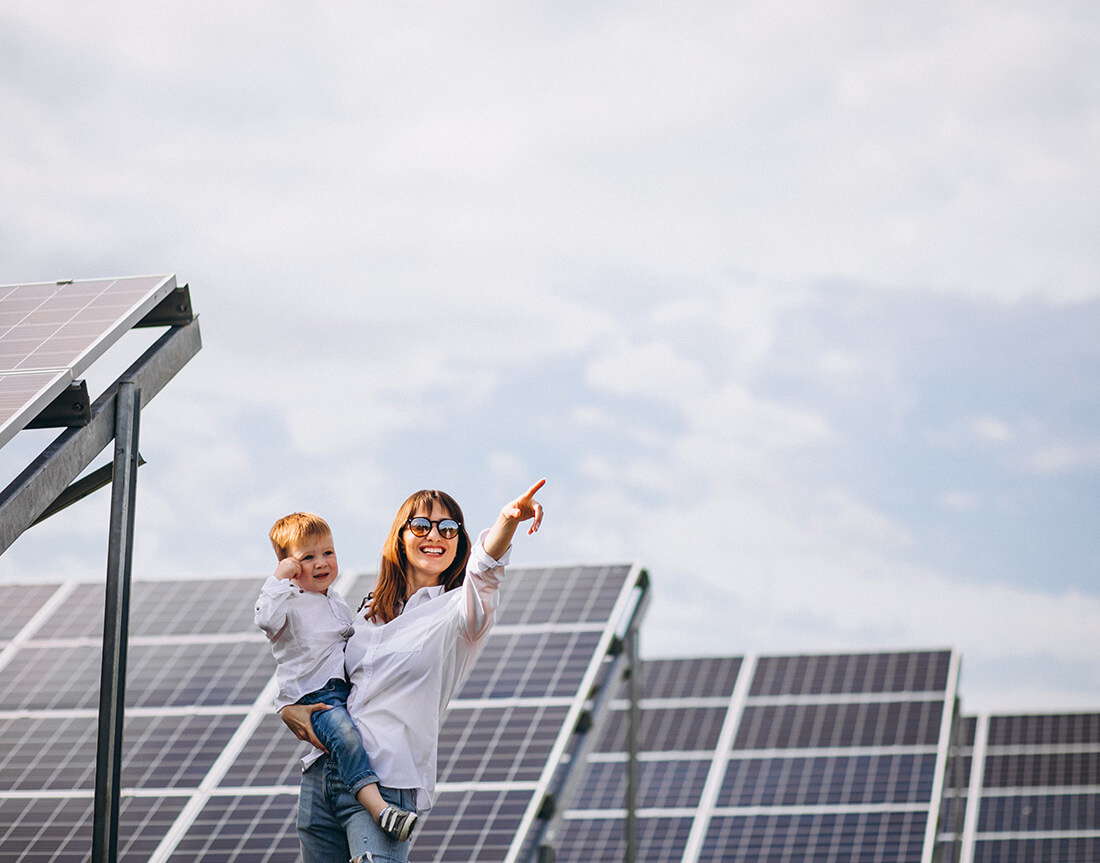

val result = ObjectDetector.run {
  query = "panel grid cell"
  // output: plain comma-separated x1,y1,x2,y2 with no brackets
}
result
437,703,572,784
0,796,189,863
595,703,731,753
456,629,603,700
554,816,695,862
987,713,1100,747
977,791,1100,833
495,564,632,626
0,275,175,447
973,836,1100,863
734,700,945,750
751,650,951,696
0,713,242,791
38,578,269,638
719,753,938,807
0,583,60,640
220,713,315,789
982,752,1100,788
166,794,300,863
641,656,742,699
573,758,712,809
410,788,532,863
699,811,929,863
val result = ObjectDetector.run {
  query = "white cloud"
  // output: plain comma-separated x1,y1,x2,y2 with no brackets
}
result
1029,441,1100,475
1,0,1097,716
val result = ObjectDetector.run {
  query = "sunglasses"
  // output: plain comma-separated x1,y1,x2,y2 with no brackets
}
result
405,517,462,540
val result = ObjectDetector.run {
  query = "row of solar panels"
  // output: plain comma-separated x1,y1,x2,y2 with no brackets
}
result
1,569,1097,862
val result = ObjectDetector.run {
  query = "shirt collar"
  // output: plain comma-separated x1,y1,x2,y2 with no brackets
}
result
405,583,446,612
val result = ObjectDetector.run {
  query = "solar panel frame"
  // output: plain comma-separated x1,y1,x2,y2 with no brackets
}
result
0,275,176,449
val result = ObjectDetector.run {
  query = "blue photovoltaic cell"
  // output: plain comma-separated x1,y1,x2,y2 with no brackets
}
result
555,816,695,860
642,655,742,699
751,650,951,696
165,794,300,863
734,700,945,749
0,275,175,448
571,759,712,810
973,837,1100,863
699,811,929,863
0,713,242,792
219,713,315,788
36,578,265,638
411,788,532,863
982,751,1100,787
0,582,61,639
0,796,189,862
720,753,938,807
977,792,1100,833
0,643,104,710
495,564,632,625
595,704,731,753
455,629,604,699
437,703,572,784
987,712,1100,746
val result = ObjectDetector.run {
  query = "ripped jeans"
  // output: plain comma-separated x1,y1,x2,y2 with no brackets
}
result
298,753,417,863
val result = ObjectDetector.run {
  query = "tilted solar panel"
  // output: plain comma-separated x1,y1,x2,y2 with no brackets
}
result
557,650,960,863
943,711,1100,863
0,563,645,862
0,275,176,449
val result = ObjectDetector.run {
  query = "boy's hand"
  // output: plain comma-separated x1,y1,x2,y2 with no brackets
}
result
274,557,302,582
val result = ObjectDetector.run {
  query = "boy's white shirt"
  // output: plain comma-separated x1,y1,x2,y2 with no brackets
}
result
254,576,355,711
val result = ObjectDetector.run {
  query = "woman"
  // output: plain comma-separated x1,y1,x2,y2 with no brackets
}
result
280,479,546,863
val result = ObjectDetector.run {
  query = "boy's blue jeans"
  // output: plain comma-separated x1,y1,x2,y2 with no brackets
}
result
295,678,380,797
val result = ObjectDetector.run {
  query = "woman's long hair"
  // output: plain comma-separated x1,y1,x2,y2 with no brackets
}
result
366,489,471,623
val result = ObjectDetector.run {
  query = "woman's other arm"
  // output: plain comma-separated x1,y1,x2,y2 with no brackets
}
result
279,702,331,751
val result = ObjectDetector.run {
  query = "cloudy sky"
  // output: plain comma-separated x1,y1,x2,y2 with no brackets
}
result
2,1,1097,714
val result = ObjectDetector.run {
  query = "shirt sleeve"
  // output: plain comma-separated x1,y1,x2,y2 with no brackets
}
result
254,575,297,640
460,529,511,642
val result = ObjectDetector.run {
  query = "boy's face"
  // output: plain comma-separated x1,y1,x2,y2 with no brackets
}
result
287,533,339,594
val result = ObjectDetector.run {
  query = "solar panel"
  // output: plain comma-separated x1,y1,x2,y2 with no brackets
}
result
0,563,645,862
557,650,961,863
943,711,1100,863
0,275,177,449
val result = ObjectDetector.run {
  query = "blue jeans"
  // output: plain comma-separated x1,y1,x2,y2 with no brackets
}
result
296,679,379,798
298,754,417,863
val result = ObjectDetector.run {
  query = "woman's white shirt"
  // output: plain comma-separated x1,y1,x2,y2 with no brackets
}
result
340,530,509,811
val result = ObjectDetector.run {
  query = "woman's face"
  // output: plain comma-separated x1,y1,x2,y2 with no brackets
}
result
402,499,459,586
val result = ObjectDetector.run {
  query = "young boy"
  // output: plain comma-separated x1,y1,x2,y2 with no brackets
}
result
254,512,417,842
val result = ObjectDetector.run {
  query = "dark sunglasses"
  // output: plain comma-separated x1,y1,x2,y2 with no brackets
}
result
405,517,462,540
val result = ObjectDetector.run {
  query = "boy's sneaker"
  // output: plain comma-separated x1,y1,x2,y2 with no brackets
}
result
379,806,418,842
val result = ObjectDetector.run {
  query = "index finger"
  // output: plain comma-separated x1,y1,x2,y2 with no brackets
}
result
521,478,547,501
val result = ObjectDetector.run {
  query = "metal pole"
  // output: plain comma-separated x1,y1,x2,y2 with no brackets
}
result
91,381,141,863
624,624,640,863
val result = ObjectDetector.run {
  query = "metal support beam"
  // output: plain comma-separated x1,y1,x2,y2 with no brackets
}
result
91,381,141,863
0,318,200,555
530,571,650,863
624,622,641,863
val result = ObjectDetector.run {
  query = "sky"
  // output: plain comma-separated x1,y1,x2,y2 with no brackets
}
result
1,0,1098,715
